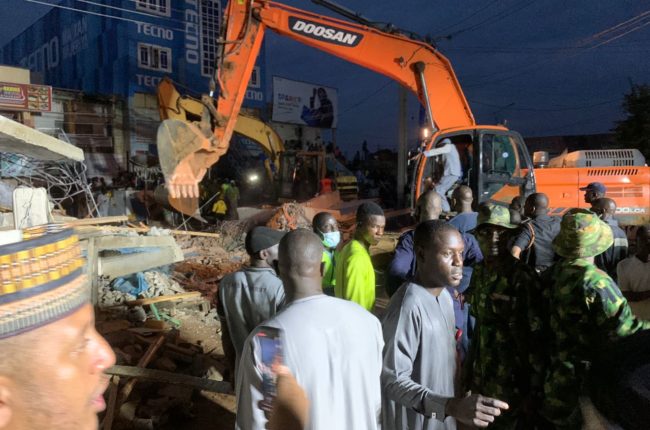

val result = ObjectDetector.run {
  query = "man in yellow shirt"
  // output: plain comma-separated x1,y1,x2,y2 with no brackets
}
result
335,202,385,311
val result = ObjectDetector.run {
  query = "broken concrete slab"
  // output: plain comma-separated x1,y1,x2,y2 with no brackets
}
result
0,115,84,162
92,235,184,280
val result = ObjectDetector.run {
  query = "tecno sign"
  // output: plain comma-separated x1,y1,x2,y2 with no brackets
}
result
289,17,363,47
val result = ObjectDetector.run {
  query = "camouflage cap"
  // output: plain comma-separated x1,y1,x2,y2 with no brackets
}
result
475,203,517,230
553,208,613,259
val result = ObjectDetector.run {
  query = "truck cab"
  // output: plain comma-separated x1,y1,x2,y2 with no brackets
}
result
413,127,536,208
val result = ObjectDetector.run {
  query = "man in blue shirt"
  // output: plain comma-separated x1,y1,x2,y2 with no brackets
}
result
448,185,478,233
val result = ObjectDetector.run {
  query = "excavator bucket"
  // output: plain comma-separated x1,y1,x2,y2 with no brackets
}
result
157,118,215,216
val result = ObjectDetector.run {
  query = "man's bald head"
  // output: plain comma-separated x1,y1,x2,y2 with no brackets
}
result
278,229,324,300
593,197,617,220
415,190,442,223
450,185,473,213
524,193,549,218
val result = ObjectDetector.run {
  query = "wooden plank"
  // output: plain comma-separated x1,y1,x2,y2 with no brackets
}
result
123,291,202,307
119,334,165,403
101,376,120,430
106,365,231,394
66,216,129,227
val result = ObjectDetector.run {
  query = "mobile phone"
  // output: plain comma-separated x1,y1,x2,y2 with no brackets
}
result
255,326,283,411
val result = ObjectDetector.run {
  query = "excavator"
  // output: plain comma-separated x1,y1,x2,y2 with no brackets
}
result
157,77,359,205
157,0,649,228
156,0,536,216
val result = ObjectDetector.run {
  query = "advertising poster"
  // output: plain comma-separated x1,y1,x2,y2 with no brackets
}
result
0,82,52,112
272,77,338,128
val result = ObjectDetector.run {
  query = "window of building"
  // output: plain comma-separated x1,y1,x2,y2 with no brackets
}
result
248,66,261,89
137,43,172,72
136,0,170,17
200,0,221,77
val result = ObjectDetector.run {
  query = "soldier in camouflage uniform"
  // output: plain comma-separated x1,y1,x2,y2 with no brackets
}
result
464,203,547,429
542,208,650,429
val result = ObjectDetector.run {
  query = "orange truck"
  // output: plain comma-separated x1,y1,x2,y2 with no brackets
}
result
532,149,650,226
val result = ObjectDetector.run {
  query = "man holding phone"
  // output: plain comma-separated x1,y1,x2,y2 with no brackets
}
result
236,229,383,430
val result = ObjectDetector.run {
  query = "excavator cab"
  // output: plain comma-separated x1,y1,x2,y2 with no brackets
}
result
414,127,535,208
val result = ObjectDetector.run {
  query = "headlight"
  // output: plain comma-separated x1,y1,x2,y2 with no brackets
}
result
248,173,260,183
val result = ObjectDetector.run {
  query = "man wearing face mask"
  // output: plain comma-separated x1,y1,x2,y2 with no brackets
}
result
217,226,286,381
312,212,341,296
335,202,385,311
464,203,546,429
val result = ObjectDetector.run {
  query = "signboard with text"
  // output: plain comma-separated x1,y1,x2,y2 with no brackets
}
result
272,77,338,128
0,82,52,112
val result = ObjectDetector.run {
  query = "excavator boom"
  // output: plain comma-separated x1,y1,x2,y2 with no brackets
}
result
157,0,476,213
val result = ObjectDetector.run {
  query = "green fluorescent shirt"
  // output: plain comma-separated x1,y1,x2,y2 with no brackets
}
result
335,239,375,311
322,249,336,290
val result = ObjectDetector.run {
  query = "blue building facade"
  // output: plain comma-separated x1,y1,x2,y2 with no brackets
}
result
1,0,266,155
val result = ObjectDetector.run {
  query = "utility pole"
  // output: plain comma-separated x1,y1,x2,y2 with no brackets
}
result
397,85,408,208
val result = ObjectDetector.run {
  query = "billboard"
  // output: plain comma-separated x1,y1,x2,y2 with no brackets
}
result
272,77,337,128
0,82,52,112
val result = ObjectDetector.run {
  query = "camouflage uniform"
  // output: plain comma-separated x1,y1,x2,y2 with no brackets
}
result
464,204,547,429
542,209,650,429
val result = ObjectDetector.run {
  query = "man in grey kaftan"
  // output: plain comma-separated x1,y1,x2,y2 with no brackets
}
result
382,282,458,430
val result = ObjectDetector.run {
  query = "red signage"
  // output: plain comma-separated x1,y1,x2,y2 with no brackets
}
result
0,82,52,112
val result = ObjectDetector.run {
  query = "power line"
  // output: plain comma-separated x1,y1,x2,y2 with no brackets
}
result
442,0,536,39
73,0,188,25
434,0,500,34
23,0,190,34
341,80,393,113
470,98,620,112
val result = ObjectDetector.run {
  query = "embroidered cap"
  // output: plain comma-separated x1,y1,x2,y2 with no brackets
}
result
0,227,88,339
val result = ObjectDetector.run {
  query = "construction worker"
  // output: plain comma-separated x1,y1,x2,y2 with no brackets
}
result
225,179,240,220
211,192,228,221
448,185,478,233
312,212,340,296
382,220,509,430
542,209,650,429
464,203,546,429
335,202,385,311
217,226,286,380
511,193,561,273
0,228,116,430
237,230,383,430
592,197,628,281
580,182,606,207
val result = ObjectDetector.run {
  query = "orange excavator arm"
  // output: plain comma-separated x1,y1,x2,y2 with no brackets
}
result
158,0,475,213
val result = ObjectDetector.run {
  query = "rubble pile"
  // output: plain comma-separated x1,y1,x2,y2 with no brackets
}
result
265,202,312,231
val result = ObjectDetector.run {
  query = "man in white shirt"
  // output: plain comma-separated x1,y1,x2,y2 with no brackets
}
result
617,225,650,318
423,138,462,212
236,229,384,430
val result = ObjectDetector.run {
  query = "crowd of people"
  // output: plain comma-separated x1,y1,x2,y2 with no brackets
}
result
1,179,649,430
220,180,649,429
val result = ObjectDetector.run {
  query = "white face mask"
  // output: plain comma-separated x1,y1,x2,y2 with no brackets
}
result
322,231,341,249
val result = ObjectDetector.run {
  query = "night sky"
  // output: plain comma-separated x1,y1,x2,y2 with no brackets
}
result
2,0,649,156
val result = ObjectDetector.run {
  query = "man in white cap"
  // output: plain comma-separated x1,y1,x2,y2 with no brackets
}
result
424,138,462,212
